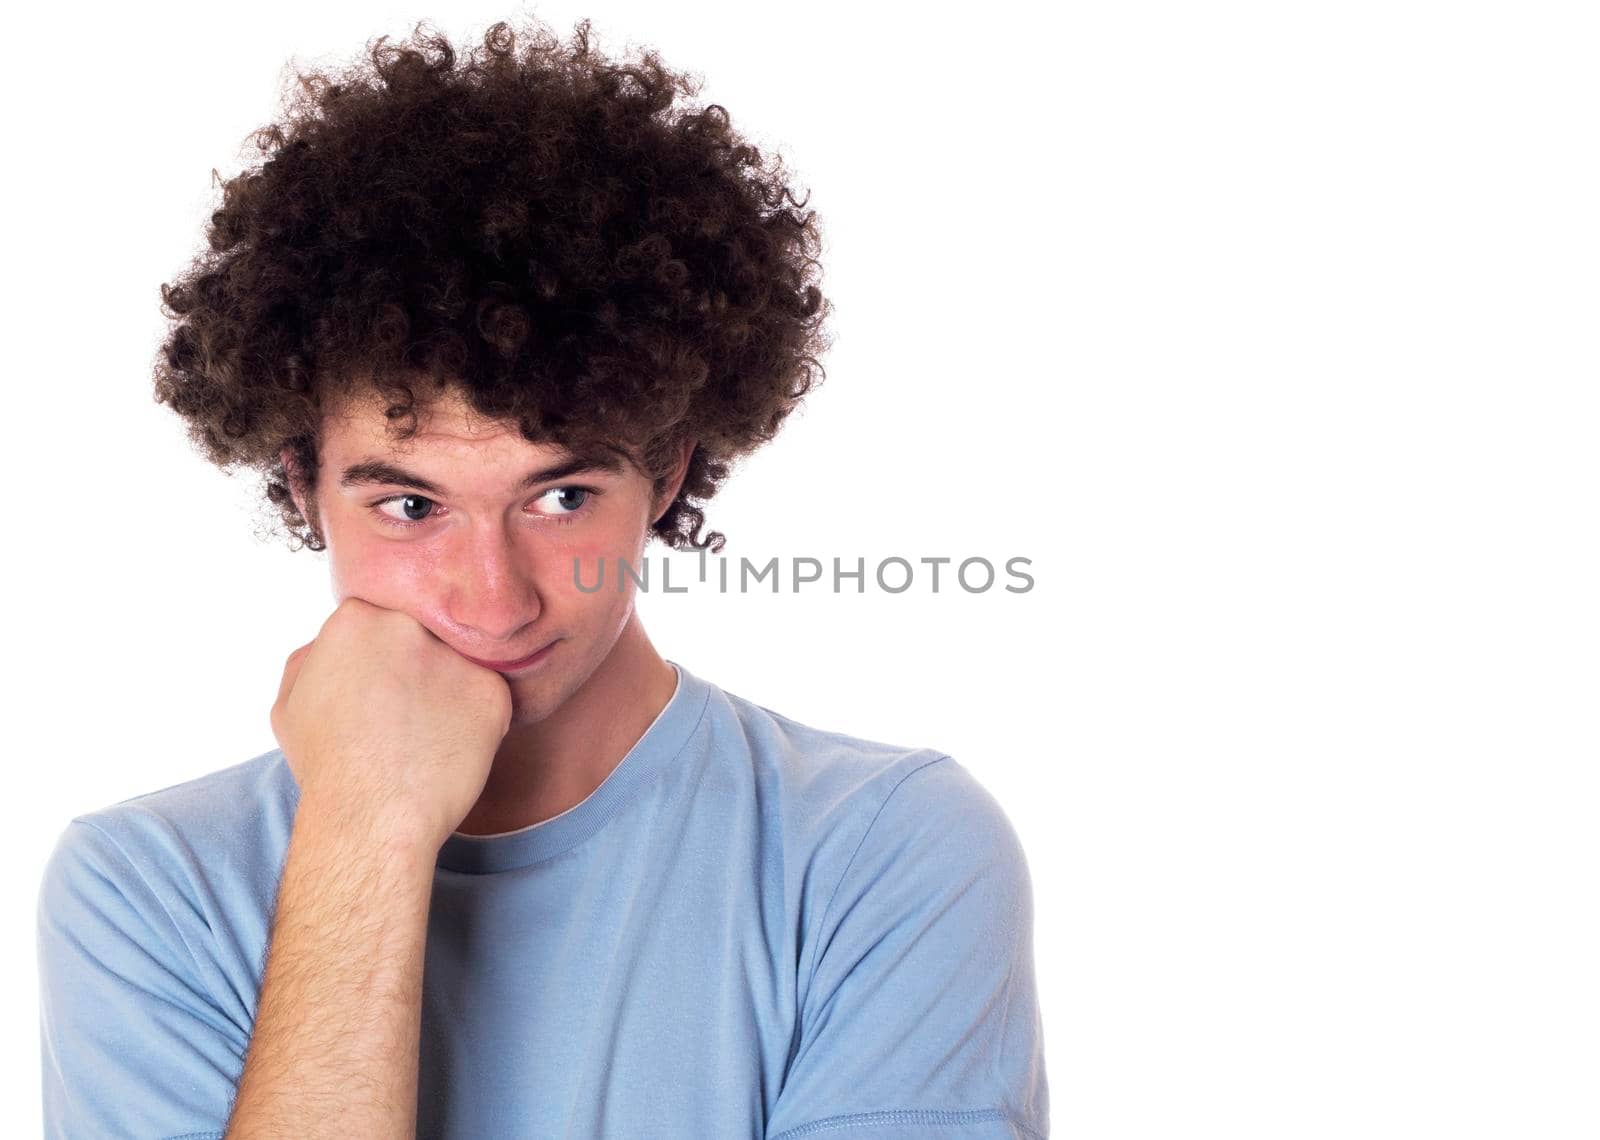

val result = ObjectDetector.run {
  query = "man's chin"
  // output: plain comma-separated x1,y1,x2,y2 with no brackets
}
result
505,693,550,728
504,675,569,728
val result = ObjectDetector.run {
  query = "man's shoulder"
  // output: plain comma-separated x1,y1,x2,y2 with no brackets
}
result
46,748,298,907
78,746,292,832
36,750,295,1095
699,677,995,856
698,677,1031,1000
709,680,949,797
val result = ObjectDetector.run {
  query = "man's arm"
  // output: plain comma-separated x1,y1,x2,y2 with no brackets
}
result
227,598,507,1135
225,795,438,1138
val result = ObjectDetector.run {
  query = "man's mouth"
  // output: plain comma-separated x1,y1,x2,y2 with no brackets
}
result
461,640,560,673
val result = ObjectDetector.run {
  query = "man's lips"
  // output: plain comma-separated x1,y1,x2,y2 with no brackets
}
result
461,641,558,671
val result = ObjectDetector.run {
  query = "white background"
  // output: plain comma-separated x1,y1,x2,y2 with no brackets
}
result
6,1,1597,1136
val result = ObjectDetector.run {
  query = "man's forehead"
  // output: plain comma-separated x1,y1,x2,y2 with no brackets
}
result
317,385,633,474
321,392,579,468
322,387,510,441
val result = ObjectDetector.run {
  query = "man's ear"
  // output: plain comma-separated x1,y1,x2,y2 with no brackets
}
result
652,439,697,526
280,446,320,539
280,447,307,519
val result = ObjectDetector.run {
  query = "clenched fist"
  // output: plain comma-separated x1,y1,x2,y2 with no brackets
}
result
270,597,514,854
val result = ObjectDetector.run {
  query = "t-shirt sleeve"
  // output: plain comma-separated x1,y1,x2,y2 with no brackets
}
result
37,817,248,1140
766,756,1050,1140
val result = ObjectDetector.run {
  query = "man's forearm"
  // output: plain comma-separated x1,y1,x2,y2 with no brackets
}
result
225,795,438,1137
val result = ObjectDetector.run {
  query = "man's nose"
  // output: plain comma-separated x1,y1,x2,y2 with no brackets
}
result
447,528,542,644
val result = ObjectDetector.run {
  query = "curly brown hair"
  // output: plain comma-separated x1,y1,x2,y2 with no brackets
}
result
152,16,831,554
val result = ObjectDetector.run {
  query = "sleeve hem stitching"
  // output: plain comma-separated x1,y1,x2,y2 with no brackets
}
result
768,1105,1043,1140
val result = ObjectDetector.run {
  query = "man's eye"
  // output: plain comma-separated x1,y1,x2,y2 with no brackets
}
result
369,486,598,529
372,493,437,526
537,486,592,516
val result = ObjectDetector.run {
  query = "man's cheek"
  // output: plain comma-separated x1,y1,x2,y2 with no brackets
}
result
332,550,442,620
556,537,626,595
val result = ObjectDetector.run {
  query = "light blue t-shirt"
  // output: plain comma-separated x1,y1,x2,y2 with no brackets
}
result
37,660,1049,1139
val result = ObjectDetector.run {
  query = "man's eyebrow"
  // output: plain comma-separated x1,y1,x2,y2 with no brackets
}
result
337,454,624,495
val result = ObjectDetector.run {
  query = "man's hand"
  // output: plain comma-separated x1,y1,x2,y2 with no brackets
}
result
270,597,514,853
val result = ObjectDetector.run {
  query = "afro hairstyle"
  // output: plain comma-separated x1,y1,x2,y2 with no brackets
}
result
152,15,832,553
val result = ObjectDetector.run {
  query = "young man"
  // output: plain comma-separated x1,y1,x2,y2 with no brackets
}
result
36,17,1049,1139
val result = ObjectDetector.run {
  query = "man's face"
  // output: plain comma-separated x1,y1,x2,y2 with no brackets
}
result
286,387,683,727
